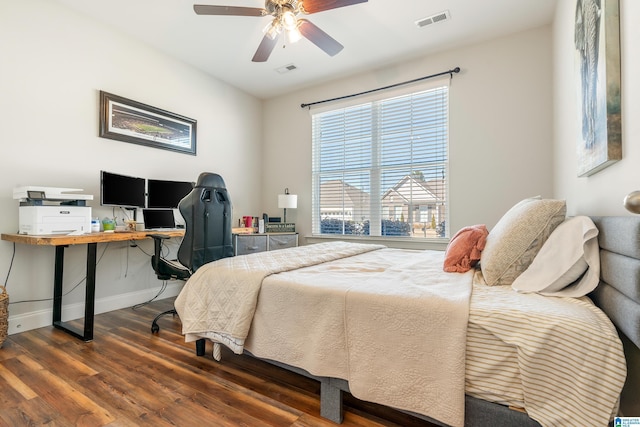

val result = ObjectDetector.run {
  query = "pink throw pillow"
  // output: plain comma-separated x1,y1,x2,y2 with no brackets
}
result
443,224,489,273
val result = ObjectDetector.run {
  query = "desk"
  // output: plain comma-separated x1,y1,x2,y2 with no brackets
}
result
0,230,184,342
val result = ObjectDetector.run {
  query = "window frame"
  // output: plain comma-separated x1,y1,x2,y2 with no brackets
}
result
311,77,450,240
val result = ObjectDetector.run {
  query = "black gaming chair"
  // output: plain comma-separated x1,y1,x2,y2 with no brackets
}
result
149,172,234,333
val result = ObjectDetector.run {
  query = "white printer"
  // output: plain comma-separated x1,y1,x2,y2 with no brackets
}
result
14,186,93,235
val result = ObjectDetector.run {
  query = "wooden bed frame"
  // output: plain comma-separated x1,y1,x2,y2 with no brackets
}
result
193,215,640,426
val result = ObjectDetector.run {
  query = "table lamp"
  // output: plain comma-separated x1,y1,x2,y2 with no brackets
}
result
278,188,297,223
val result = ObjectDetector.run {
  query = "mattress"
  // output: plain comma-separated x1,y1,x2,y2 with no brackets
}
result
242,248,626,427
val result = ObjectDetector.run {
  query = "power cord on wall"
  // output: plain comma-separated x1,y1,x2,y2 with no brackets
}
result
7,242,110,305
3,242,15,290
131,280,169,310
123,237,172,277
130,237,178,309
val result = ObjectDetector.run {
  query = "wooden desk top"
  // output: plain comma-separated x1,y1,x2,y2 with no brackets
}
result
1,230,185,246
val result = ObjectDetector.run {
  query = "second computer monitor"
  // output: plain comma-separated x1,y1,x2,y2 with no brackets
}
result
147,179,194,209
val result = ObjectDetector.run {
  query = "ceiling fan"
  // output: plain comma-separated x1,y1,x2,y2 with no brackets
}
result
193,0,368,62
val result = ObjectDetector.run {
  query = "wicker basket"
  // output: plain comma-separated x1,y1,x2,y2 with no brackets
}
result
0,286,8,348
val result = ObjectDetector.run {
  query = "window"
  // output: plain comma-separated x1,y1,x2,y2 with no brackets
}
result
311,82,449,239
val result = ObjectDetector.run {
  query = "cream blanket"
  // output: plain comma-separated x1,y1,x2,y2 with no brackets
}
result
247,248,473,427
174,241,384,353
177,243,473,427
344,250,472,427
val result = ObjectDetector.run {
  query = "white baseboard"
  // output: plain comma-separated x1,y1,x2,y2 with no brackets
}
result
6,282,183,335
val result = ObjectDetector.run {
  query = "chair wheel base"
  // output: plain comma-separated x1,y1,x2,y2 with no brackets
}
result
150,309,177,334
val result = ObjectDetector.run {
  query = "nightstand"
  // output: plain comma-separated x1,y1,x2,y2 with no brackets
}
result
233,232,298,256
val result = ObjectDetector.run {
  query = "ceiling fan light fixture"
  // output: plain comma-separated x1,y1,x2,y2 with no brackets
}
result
281,7,301,43
263,20,280,40
263,4,302,44
281,9,298,31
286,27,302,43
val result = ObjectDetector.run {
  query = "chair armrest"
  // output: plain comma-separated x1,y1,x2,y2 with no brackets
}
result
148,234,170,273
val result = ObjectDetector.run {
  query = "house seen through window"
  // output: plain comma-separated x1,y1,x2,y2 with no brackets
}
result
311,82,449,239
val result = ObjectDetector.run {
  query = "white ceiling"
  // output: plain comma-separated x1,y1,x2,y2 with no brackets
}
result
52,0,558,99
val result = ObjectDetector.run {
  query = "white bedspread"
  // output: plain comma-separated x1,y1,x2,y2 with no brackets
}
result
175,243,474,427
174,241,383,353
343,250,473,427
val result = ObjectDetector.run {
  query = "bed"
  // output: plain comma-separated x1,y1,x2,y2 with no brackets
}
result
173,200,640,427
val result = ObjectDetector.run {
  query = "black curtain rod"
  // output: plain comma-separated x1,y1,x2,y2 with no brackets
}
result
300,66,460,109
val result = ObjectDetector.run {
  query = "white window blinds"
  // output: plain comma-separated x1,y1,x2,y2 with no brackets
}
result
311,83,449,238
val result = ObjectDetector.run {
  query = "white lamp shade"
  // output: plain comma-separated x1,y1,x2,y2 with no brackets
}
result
278,194,298,209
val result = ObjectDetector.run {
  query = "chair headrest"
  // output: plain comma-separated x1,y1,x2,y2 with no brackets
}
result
195,172,226,189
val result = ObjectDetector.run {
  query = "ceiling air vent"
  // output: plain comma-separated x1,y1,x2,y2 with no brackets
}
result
275,64,298,74
415,10,451,28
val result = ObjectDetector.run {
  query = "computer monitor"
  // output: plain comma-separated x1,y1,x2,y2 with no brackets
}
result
142,208,176,230
100,170,146,209
147,179,194,209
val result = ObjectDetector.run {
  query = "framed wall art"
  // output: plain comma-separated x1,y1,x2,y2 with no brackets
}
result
574,0,621,177
99,91,197,156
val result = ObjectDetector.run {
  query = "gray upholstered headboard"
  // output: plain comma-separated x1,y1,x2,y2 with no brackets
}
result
590,216,640,417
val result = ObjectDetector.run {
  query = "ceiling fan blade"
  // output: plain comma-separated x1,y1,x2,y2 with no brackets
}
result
252,35,279,62
193,5,265,17
298,19,344,57
301,0,367,14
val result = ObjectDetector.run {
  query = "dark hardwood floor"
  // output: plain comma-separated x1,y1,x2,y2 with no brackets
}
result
0,297,438,426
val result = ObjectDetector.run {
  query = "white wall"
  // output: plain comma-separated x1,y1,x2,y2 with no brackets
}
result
553,0,640,215
262,26,554,248
0,1,263,333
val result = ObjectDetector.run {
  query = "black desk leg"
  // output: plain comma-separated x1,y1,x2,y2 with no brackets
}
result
84,243,97,341
52,246,65,325
52,243,97,342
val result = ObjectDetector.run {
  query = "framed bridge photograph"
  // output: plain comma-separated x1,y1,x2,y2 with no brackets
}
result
99,91,197,155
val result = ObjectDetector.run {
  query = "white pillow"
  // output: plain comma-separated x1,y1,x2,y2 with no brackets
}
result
511,216,600,297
